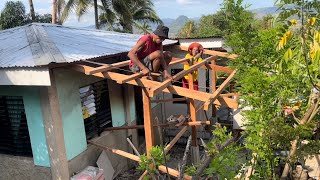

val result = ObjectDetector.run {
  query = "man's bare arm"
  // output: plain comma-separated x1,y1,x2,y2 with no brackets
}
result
128,41,147,71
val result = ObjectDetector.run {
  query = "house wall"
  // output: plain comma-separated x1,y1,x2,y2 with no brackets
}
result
0,86,50,167
53,68,138,177
179,37,224,49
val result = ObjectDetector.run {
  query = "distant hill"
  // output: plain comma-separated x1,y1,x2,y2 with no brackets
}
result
84,6,284,37
251,6,280,19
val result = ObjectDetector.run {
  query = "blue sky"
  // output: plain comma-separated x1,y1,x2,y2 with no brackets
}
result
0,0,276,27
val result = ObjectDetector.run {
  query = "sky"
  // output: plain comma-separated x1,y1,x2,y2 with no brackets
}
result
0,0,276,27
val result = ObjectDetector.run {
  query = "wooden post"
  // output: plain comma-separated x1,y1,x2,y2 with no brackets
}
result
211,61,217,126
142,88,154,156
40,69,69,180
188,72,200,164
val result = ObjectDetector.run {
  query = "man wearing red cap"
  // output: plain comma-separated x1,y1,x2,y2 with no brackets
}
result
128,25,172,79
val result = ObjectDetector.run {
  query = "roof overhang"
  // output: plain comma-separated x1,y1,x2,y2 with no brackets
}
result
0,67,51,86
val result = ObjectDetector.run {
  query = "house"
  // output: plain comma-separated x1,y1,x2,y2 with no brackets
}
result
0,23,177,179
0,23,239,179
177,36,228,52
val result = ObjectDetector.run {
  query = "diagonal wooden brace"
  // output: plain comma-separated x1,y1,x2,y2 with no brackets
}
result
149,56,216,97
85,60,130,75
204,69,237,110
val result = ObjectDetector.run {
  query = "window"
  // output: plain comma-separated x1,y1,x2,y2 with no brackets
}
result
79,80,112,140
0,96,32,156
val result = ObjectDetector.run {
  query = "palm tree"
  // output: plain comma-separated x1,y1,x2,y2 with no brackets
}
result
60,0,98,28
178,20,196,38
99,0,162,33
52,0,57,23
28,0,36,21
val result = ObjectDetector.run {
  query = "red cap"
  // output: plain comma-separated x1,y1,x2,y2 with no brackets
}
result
188,42,204,55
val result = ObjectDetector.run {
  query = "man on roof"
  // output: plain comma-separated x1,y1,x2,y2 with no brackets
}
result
128,25,172,79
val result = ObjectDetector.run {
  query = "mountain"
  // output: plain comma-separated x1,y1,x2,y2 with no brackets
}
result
167,15,190,37
251,6,280,19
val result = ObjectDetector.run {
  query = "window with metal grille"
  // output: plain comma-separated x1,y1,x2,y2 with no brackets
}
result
79,80,112,139
0,96,32,157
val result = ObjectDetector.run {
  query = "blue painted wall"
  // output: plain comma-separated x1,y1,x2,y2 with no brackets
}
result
0,86,50,167
108,81,126,127
53,69,137,160
54,70,87,161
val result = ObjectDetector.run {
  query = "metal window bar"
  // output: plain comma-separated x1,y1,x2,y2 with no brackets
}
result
0,96,32,157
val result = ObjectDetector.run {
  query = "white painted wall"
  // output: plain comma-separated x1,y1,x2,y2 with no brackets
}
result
179,37,224,49
0,67,51,86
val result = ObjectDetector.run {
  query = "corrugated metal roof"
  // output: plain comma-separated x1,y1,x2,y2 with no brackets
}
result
0,23,177,68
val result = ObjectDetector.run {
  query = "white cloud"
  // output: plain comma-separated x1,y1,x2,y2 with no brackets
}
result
176,0,193,5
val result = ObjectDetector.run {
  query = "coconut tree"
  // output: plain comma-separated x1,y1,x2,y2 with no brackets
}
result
60,0,97,27
99,0,162,33
28,0,36,21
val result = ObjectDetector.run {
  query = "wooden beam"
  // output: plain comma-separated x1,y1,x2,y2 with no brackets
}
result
151,97,186,103
158,166,192,180
88,140,141,162
213,65,234,74
69,64,238,108
204,69,237,110
164,126,189,154
220,93,240,97
143,89,154,157
174,45,238,59
104,121,210,131
88,140,192,180
149,56,215,97
86,60,130,75
169,57,190,66
117,72,145,84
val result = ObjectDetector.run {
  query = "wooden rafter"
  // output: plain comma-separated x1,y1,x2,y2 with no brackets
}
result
69,64,238,109
173,45,238,59
204,69,237,110
164,126,188,154
149,56,216,97
85,60,130,75
117,72,145,84
150,97,186,103
169,57,191,66
213,65,234,74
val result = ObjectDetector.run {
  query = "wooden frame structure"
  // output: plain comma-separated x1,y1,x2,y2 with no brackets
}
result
68,46,238,179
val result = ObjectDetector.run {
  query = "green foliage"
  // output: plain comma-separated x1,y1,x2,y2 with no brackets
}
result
185,165,197,176
177,20,196,38
177,11,228,38
196,14,224,37
0,1,53,30
222,0,320,178
137,145,169,176
0,1,27,30
205,125,245,179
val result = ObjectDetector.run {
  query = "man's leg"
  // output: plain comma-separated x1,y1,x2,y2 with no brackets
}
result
147,50,172,72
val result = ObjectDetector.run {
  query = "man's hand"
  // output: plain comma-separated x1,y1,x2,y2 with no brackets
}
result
141,67,150,75
163,70,172,79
